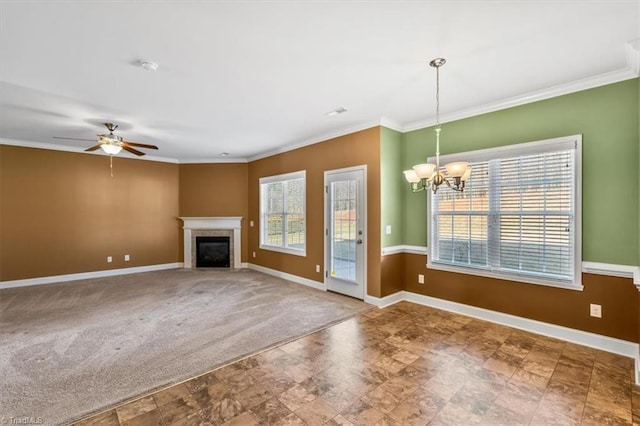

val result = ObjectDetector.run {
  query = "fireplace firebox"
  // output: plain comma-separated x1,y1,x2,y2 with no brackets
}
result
196,236,230,268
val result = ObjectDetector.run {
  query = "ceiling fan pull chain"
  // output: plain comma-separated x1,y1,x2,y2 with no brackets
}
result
110,155,114,177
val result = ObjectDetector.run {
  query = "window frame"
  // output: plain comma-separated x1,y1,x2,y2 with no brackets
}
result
259,170,307,257
426,135,582,291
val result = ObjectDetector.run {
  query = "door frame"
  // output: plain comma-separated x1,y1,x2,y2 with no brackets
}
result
323,165,367,299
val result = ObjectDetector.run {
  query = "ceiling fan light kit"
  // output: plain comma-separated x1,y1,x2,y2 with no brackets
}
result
100,143,123,155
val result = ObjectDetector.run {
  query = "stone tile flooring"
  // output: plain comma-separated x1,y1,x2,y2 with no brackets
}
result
75,301,636,425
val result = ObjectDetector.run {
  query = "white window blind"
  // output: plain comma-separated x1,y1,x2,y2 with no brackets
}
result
428,136,581,289
260,171,306,255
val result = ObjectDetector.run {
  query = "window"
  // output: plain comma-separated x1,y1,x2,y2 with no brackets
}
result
260,171,306,256
428,135,581,290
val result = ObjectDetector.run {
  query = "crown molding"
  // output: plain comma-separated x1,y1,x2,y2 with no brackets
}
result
379,116,404,133
4,41,638,164
0,138,248,164
1,138,95,155
402,68,638,133
247,120,384,162
403,42,640,133
0,138,181,163
248,116,409,162
178,157,249,164
248,44,640,157
626,38,640,76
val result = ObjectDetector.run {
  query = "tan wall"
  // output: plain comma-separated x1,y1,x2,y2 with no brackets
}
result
0,145,180,281
380,253,404,297
402,253,639,342
2,140,636,345
247,127,382,297
178,163,249,262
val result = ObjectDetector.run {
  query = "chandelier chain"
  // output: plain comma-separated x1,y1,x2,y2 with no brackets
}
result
435,64,440,128
434,62,441,168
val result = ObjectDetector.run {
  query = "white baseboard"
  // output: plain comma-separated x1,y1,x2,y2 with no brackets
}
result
0,262,184,289
7,260,636,381
364,291,405,308
247,263,327,292
398,290,640,384
243,263,640,383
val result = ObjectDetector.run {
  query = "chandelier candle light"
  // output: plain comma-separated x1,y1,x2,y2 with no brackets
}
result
404,58,471,193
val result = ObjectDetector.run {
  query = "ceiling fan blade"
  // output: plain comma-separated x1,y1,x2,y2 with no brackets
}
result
53,137,96,142
84,144,103,152
122,141,159,150
122,145,146,156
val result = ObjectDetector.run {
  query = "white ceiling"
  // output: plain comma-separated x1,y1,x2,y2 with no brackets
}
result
1,1,638,162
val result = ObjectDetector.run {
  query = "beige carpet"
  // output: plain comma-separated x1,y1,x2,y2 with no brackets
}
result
0,269,370,425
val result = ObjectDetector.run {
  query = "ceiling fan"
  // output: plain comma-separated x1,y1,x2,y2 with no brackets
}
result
54,122,159,156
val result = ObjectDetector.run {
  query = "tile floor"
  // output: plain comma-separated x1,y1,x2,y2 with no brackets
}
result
76,301,637,425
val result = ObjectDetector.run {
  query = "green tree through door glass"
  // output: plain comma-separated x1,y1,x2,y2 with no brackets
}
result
330,180,357,281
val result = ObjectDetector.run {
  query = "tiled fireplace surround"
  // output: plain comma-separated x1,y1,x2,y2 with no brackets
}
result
179,217,242,269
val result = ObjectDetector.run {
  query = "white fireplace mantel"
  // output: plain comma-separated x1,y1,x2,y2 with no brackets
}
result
179,217,243,269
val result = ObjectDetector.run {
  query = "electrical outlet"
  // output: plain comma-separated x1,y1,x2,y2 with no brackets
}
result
107,256,112,263
385,225,392,235
590,304,602,318
418,274,424,284
124,254,130,261
250,220,254,227
316,265,320,273
252,251,256,258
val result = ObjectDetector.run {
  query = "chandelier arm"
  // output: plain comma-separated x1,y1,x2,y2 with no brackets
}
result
412,182,426,193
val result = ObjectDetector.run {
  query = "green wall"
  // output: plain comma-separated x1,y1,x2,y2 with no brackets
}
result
380,126,404,248
402,78,639,266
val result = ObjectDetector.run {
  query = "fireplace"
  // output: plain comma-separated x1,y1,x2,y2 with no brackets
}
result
196,236,230,268
179,217,243,269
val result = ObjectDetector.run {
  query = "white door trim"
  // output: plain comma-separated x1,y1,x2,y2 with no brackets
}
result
324,165,367,300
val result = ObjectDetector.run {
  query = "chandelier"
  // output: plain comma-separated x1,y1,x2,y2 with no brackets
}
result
403,58,470,193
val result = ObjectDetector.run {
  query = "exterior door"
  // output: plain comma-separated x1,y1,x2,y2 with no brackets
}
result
324,166,366,299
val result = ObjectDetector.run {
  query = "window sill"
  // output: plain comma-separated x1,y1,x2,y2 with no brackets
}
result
260,245,306,257
426,260,583,291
